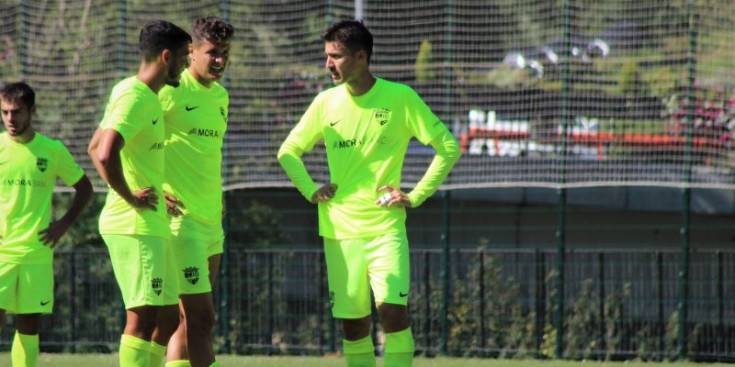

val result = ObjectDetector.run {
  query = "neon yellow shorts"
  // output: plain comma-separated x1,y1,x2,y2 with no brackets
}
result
169,215,224,295
0,261,54,314
102,234,178,309
324,232,410,319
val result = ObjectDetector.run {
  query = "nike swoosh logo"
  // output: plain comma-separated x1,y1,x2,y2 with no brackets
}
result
186,105,199,111
399,292,408,298
152,118,159,125
40,300,51,306
329,119,341,127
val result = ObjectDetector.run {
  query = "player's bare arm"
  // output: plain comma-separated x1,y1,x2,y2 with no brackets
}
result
403,130,461,208
311,183,338,203
96,129,158,211
376,185,411,208
87,127,110,183
38,175,93,247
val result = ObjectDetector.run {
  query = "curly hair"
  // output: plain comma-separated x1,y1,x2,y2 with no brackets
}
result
192,16,234,45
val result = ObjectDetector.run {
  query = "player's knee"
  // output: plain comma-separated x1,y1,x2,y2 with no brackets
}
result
186,307,214,335
378,304,409,332
16,313,41,335
342,316,372,340
157,306,181,335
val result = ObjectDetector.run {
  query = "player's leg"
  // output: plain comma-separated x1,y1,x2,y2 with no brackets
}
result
11,262,54,367
122,306,167,367
166,218,220,367
123,306,161,338
150,304,179,367
0,260,18,333
168,254,219,366
149,240,182,367
104,234,171,367
367,233,414,367
324,237,376,367
165,216,189,365
208,253,221,286
179,293,216,367
13,313,41,367
164,302,189,365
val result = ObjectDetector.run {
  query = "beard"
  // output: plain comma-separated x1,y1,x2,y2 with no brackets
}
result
165,66,182,87
7,121,29,136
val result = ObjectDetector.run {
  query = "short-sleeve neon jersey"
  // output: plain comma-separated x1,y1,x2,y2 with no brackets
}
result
98,76,168,237
279,78,449,239
0,132,85,263
159,69,228,225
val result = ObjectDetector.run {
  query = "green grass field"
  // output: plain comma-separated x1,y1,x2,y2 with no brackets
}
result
0,354,731,367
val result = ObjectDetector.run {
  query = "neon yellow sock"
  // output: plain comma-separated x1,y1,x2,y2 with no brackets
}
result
11,332,39,367
120,334,151,367
149,341,167,367
384,328,414,367
343,336,376,367
165,360,192,367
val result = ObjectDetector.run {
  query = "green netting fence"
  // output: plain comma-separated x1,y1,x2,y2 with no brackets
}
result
3,0,735,189
2,0,735,362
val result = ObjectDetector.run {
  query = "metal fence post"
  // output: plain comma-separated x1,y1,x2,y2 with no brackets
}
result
534,250,545,357
598,252,605,355
220,192,231,354
678,0,697,359
657,252,665,358
219,0,231,350
423,251,431,354
717,251,723,354
440,190,451,355
478,249,486,354
267,252,274,352
554,0,572,359
70,252,77,353
322,252,336,354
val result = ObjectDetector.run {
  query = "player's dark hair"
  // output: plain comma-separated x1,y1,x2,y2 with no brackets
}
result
322,20,373,63
0,82,35,110
192,16,234,45
139,20,192,61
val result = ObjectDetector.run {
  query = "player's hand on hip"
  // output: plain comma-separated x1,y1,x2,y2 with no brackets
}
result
311,183,338,203
164,191,185,217
377,185,411,208
131,187,158,211
38,218,72,248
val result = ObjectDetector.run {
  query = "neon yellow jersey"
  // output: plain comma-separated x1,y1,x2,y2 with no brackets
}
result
98,76,168,237
281,78,448,239
159,69,228,225
0,132,84,264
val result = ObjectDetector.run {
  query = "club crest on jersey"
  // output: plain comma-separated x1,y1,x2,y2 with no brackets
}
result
36,158,48,172
373,108,391,126
152,277,163,295
183,267,200,285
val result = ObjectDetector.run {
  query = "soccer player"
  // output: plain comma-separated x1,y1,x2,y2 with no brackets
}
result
157,16,233,367
277,20,461,367
87,20,190,367
0,82,93,367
